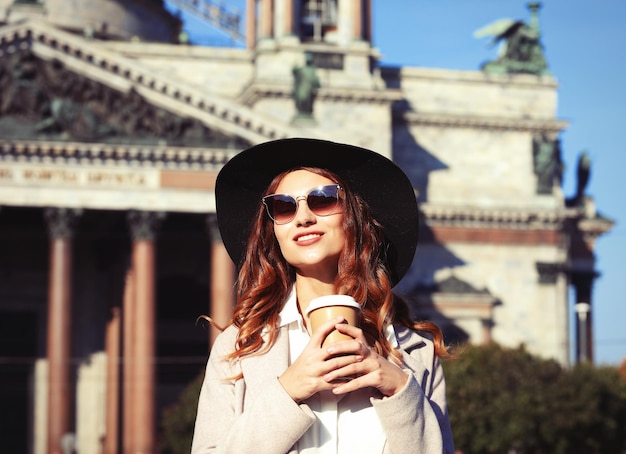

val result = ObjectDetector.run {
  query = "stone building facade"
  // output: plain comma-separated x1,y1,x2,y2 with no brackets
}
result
0,0,612,452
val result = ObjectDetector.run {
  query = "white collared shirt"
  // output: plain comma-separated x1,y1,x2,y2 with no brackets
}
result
278,289,398,454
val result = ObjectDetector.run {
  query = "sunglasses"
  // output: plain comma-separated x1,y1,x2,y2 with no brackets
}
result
262,184,343,225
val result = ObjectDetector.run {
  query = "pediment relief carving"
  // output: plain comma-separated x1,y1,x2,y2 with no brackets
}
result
0,19,299,145
0,50,250,149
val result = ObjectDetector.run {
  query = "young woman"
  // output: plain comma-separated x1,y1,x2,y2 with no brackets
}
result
191,138,455,453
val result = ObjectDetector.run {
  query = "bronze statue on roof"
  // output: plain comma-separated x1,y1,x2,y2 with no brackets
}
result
474,2,550,76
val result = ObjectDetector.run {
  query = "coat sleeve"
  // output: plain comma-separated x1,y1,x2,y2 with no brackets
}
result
370,332,455,454
191,327,316,454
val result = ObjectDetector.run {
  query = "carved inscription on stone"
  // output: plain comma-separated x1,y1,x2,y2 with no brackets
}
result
0,164,157,188
86,171,148,187
23,168,79,184
0,167,13,180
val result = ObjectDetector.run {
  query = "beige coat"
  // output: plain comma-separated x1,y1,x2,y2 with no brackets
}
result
191,324,454,453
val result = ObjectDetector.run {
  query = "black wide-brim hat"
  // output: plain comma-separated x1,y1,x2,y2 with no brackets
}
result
215,138,418,286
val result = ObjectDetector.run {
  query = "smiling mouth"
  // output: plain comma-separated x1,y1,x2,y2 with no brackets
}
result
296,233,322,242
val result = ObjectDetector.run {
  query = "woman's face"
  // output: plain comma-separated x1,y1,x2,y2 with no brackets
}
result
271,170,346,281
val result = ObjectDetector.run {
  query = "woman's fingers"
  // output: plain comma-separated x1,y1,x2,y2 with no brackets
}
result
309,316,346,348
278,316,348,402
325,323,367,356
325,349,409,397
331,322,362,339
323,323,409,397
280,318,410,402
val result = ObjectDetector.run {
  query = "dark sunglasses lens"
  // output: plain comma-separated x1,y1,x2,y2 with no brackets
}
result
264,186,340,224
307,187,339,216
269,196,297,223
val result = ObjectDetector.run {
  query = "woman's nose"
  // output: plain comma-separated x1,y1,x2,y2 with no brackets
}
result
294,198,316,225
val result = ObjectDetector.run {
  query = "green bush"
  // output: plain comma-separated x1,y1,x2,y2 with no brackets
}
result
444,343,626,454
160,372,204,454
551,363,626,453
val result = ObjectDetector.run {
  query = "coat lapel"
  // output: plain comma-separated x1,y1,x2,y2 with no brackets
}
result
395,325,432,395
240,326,290,391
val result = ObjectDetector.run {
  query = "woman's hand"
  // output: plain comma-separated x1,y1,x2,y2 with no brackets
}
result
323,323,409,398
278,317,367,402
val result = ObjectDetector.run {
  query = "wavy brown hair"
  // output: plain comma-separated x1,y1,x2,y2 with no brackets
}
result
224,167,450,363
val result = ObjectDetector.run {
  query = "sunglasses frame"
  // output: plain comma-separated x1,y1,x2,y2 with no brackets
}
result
262,184,343,225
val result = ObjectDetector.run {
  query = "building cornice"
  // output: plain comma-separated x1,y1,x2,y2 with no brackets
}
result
577,215,615,241
238,82,403,107
0,139,236,170
409,292,498,321
431,293,498,310
421,204,568,229
421,204,614,243
396,110,568,133
381,65,560,89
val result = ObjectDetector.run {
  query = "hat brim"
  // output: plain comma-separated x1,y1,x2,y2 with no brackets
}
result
215,138,418,286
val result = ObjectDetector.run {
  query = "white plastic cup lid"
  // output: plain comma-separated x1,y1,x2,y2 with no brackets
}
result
304,295,362,317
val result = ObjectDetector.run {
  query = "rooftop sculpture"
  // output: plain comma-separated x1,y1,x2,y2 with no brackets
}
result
474,2,550,76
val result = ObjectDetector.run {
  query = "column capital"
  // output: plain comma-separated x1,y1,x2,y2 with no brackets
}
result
127,210,166,241
535,261,564,284
44,207,82,239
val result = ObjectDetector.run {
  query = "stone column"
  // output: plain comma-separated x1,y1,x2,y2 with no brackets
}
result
284,0,294,36
207,214,236,346
126,210,164,454
261,0,273,38
363,0,372,41
246,0,256,48
352,0,363,40
104,305,121,454
573,271,595,363
121,268,136,454
44,207,81,454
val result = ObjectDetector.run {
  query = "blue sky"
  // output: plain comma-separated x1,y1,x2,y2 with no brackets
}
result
169,0,626,365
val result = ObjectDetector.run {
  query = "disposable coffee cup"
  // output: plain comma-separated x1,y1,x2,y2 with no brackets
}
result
305,295,361,348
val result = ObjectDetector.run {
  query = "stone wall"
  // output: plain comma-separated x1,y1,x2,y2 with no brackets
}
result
439,242,568,363
386,67,559,119
397,125,541,206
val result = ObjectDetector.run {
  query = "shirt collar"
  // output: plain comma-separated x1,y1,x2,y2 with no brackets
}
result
386,323,399,348
278,287,301,327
